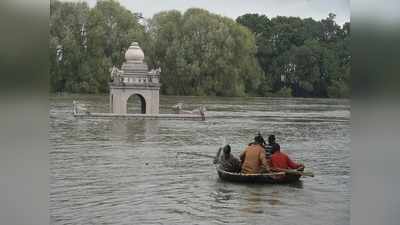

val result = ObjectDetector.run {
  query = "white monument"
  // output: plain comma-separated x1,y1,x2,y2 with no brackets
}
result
109,42,161,114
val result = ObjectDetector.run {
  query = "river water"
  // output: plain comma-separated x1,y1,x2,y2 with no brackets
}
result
50,95,350,225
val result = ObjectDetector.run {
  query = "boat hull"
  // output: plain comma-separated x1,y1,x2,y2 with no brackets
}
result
217,168,301,184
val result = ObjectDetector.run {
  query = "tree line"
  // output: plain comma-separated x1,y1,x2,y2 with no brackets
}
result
50,0,350,98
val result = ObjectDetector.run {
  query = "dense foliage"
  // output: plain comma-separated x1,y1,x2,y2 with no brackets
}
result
50,0,350,97
50,0,146,93
145,9,263,96
236,13,350,97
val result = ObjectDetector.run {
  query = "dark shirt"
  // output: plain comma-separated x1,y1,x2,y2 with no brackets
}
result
217,154,241,173
265,144,273,157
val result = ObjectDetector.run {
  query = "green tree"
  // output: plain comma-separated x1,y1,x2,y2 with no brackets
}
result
50,0,90,92
237,12,350,98
147,8,263,96
50,1,349,98
50,0,145,93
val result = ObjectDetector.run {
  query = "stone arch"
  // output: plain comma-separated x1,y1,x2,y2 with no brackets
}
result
109,87,159,115
126,93,146,114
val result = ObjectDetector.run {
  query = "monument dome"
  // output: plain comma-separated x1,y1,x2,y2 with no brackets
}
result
125,42,144,62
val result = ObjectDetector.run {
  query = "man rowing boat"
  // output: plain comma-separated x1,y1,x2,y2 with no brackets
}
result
214,145,241,173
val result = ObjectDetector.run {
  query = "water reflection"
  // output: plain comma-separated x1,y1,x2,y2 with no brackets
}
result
111,119,160,144
266,190,283,206
287,180,304,189
240,189,265,214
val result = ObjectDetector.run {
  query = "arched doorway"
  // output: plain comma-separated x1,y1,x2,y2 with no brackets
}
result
127,94,146,114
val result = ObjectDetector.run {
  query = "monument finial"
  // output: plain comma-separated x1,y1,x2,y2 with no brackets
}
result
125,42,144,62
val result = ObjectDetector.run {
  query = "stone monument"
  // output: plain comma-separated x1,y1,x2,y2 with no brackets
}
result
109,42,161,114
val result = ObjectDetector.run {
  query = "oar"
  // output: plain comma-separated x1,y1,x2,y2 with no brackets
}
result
300,171,315,177
176,151,216,159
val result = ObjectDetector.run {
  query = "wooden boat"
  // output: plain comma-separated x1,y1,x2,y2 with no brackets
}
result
216,167,302,184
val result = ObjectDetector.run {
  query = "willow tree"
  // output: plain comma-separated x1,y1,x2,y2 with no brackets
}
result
147,8,264,96
50,0,145,93
50,0,91,92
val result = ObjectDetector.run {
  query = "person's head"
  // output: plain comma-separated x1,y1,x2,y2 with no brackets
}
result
268,135,276,145
271,143,280,153
254,134,265,145
223,145,231,155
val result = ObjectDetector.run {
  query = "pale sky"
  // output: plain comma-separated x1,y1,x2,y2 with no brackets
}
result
64,0,350,25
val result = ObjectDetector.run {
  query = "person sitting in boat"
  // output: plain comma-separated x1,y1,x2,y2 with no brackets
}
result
265,134,276,157
269,143,305,172
214,145,241,173
249,132,267,147
240,135,270,174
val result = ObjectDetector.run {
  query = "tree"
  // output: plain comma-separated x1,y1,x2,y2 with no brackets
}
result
147,8,263,96
50,2,350,98
50,0,90,92
237,12,350,97
87,0,145,66
50,0,145,93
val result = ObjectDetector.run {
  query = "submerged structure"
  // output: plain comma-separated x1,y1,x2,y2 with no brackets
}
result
73,42,205,121
109,42,161,115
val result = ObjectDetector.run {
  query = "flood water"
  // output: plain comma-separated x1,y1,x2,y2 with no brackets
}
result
50,95,350,225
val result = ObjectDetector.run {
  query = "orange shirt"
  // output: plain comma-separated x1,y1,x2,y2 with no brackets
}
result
270,151,301,171
240,144,269,174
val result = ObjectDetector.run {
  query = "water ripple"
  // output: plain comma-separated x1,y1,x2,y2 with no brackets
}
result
50,95,350,225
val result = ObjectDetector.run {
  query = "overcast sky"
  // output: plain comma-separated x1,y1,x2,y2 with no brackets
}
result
66,0,350,25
